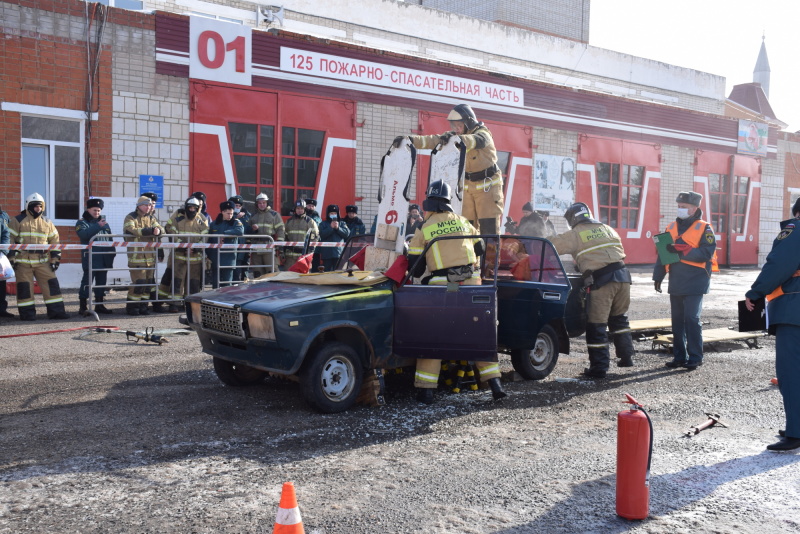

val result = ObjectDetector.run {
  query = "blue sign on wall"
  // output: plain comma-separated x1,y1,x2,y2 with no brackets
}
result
139,175,164,208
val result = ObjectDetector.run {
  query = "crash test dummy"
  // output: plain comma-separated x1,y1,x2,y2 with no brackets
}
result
407,180,507,404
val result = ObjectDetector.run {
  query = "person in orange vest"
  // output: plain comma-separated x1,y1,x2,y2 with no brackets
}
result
744,198,800,451
653,191,718,371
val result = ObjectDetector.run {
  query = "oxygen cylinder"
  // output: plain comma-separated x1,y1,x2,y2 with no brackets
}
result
616,393,653,520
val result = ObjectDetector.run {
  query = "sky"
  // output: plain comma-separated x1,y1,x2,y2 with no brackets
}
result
590,0,799,132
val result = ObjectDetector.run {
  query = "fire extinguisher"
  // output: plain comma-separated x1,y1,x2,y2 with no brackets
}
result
616,393,653,520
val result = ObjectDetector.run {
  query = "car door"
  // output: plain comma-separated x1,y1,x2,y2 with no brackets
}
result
492,236,573,350
393,237,498,362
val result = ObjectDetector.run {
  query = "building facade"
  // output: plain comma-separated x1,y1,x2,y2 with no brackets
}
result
1,0,796,286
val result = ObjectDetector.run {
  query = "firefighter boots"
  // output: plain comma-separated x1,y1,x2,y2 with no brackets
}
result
94,295,113,315
488,378,507,400
126,302,140,316
79,298,89,317
416,388,434,405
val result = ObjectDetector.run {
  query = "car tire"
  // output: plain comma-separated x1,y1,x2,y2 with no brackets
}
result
213,357,267,386
300,342,363,413
511,324,559,380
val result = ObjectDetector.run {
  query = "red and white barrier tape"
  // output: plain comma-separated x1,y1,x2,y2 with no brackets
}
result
0,241,346,251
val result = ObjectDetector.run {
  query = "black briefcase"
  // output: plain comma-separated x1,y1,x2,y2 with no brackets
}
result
738,299,766,332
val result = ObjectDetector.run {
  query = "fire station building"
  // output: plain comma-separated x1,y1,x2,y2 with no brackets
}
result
2,0,799,286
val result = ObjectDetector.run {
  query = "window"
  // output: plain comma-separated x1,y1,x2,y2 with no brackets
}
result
94,0,144,10
21,116,83,223
708,173,749,233
229,122,325,215
595,162,644,229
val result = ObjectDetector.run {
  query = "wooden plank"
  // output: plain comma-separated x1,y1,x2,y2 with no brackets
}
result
653,327,766,350
629,319,672,331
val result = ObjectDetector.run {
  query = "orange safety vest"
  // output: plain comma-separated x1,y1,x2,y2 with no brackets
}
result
766,270,800,302
665,220,719,273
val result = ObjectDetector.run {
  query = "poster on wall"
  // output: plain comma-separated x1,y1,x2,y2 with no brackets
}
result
737,119,768,157
533,154,576,215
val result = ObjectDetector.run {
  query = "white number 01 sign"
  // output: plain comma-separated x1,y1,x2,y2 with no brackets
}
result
189,16,252,86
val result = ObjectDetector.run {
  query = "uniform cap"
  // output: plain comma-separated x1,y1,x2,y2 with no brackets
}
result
219,201,235,211
142,192,158,203
792,197,800,217
676,191,702,207
87,198,104,210
522,202,533,212
346,205,358,214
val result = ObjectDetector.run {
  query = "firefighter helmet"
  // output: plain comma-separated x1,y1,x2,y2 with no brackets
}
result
295,199,306,209
564,202,597,228
185,197,200,209
446,104,479,130
256,192,269,202
426,180,452,202
25,192,45,211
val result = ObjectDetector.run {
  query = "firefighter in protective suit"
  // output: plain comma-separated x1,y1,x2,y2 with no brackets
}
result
249,193,285,276
407,180,507,404
154,197,208,312
6,193,70,320
395,104,503,235
284,199,319,270
549,202,635,378
124,196,164,315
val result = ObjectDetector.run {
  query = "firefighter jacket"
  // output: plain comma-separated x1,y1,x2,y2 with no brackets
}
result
408,211,481,275
165,211,209,262
549,221,628,286
250,207,285,242
344,215,366,236
208,217,244,266
411,123,500,184
76,212,116,269
285,214,319,254
652,210,716,295
318,219,350,261
123,209,164,268
746,217,800,328
8,209,60,265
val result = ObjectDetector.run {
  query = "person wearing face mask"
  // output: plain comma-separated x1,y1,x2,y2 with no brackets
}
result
318,204,350,272
653,191,718,371
154,197,209,312
228,195,252,281
394,104,503,235
744,197,800,451
208,201,244,288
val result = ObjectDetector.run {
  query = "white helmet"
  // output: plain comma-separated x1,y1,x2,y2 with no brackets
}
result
26,192,45,211
256,193,269,202
185,197,201,209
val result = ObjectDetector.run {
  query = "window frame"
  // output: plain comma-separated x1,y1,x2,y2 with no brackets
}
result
594,161,645,230
19,112,86,226
229,121,326,215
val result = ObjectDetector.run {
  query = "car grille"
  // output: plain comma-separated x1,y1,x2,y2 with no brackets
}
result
201,302,245,339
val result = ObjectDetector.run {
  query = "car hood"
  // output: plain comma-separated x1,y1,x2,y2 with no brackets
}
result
187,278,394,312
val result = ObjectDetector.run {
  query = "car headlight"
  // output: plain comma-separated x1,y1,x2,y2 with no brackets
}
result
247,313,276,340
189,302,202,324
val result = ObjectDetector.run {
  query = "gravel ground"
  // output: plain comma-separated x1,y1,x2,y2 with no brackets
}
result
1,269,799,533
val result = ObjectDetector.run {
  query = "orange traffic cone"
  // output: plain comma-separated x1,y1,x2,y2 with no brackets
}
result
274,482,305,533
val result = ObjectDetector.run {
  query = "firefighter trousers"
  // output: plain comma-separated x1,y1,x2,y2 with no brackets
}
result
158,258,203,299
14,260,66,319
127,267,156,301
415,359,501,389
462,177,504,234
251,250,277,277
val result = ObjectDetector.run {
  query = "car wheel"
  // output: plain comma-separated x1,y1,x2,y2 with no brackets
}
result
213,357,267,386
511,324,559,380
300,342,363,413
